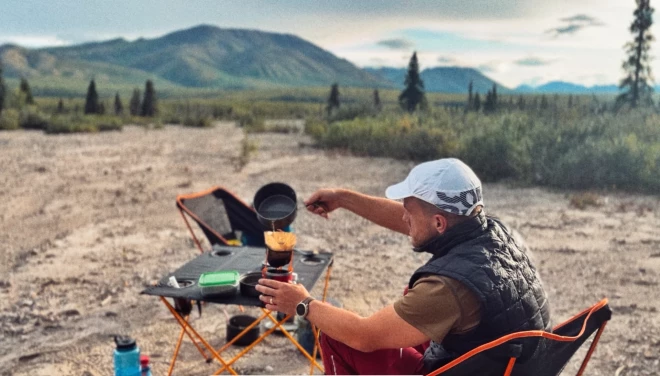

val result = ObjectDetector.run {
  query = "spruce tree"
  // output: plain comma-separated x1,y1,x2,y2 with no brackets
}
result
327,83,340,116
19,78,34,105
492,83,498,110
57,98,64,114
84,79,99,114
141,80,156,117
617,0,655,108
373,89,382,111
517,95,525,111
568,94,574,108
540,95,549,110
114,92,123,115
466,80,473,111
483,90,494,113
398,52,427,113
0,63,5,115
129,89,141,116
474,93,482,112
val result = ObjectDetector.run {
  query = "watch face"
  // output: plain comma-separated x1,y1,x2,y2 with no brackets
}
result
296,302,306,316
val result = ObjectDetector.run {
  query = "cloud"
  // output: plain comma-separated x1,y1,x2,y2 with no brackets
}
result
376,38,414,50
546,13,604,37
437,56,458,65
0,35,70,47
514,57,554,66
560,14,604,26
478,62,500,73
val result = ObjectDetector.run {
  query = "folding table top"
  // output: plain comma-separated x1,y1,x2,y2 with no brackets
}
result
142,245,333,307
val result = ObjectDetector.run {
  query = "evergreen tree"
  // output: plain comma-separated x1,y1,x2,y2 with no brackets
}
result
57,98,64,114
540,95,549,110
373,89,382,111
398,52,427,112
517,95,526,111
84,79,99,114
327,83,340,116
466,80,474,111
129,88,141,116
474,93,482,112
617,0,655,108
114,92,123,115
141,80,157,117
0,63,5,115
492,83,498,110
98,101,106,115
19,78,34,105
483,90,494,113
568,94,574,108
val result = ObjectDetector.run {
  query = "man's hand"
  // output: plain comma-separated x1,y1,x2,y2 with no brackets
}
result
256,278,310,316
305,189,343,219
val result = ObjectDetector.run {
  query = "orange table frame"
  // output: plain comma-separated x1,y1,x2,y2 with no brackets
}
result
159,264,333,376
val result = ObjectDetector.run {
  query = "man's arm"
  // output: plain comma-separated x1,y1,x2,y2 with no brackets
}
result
256,279,433,351
306,188,408,235
306,302,429,352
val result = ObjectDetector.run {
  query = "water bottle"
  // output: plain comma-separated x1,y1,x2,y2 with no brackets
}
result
140,355,153,376
113,335,141,376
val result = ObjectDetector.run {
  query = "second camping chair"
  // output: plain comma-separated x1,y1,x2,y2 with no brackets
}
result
177,186,266,252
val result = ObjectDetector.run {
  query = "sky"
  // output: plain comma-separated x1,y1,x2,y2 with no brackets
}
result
0,0,655,88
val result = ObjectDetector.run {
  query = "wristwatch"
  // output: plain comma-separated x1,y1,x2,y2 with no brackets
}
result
296,297,315,319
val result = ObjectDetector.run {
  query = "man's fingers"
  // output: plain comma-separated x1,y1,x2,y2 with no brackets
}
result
258,278,280,288
255,284,277,296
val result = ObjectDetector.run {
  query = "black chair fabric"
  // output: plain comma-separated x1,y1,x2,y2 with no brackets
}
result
177,187,266,247
431,302,612,376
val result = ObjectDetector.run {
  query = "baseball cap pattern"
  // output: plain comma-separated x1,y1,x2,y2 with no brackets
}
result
435,186,483,215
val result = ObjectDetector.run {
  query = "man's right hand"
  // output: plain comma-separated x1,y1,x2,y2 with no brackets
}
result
304,189,343,219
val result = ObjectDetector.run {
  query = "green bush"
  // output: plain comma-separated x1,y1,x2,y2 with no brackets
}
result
95,116,123,132
0,109,20,130
183,115,213,128
45,116,97,134
19,107,50,130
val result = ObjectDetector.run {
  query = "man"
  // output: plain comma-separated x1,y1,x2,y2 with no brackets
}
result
256,158,551,374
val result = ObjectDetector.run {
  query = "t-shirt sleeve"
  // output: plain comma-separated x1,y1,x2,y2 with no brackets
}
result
393,275,469,343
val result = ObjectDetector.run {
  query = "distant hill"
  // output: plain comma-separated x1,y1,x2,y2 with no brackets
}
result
514,81,622,94
0,25,390,92
365,66,509,94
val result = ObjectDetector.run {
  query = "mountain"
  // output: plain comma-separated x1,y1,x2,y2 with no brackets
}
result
514,81,621,94
364,66,509,93
0,25,390,91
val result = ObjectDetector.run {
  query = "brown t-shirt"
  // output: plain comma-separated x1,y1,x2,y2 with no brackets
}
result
393,274,481,343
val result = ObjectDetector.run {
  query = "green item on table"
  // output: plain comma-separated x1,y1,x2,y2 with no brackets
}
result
199,270,240,297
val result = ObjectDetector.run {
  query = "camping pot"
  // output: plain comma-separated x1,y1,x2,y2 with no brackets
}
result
253,183,297,230
226,315,260,346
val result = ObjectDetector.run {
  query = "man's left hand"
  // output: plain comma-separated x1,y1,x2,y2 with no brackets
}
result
255,278,310,316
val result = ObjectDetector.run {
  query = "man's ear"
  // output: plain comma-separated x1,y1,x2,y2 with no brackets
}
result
434,214,448,234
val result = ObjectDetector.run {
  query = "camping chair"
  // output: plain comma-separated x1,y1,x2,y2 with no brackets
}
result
427,298,612,376
176,186,266,252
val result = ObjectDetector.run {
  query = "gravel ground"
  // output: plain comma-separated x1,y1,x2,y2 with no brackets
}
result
1,122,659,375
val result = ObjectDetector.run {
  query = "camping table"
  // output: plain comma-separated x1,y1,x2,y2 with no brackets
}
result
142,245,334,375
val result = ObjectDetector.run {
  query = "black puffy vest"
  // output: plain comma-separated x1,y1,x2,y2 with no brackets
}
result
409,212,552,371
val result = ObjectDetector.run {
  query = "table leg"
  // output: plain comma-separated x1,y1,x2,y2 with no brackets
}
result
263,310,324,372
161,297,238,375
211,309,287,375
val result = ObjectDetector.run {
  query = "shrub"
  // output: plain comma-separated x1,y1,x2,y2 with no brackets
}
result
0,109,20,130
183,115,213,128
45,116,96,134
19,107,50,130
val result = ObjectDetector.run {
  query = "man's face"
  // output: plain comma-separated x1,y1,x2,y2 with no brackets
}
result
402,197,442,247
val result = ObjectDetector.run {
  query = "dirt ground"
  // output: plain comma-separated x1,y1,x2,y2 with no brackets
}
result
1,122,659,376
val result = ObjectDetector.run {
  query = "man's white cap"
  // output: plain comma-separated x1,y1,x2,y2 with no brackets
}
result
385,158,483,216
